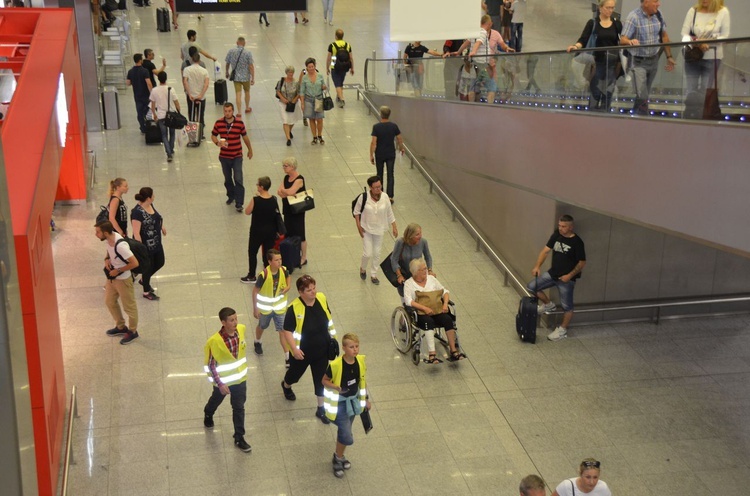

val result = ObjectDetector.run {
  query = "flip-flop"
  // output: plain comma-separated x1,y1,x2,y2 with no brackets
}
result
244,108,252,113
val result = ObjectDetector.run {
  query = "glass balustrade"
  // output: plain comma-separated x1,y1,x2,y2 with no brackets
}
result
364,38,750,123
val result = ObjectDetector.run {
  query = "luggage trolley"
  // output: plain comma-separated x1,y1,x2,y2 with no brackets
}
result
389,302,465,365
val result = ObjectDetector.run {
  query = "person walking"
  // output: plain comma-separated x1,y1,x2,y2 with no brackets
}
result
182,52,209,140
95,220,140,345
300,58,327,144
125,53,153,134
149,71,181,162
251,249,291,362
322,0,335,25
203,307,253,453
225,37,255,115
211,103,253,212
326,29,353,107
131,187,166,301
370,106,405,202
353,176,398,285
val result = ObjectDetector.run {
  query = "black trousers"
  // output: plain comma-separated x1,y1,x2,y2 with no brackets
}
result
283,353,327,397
204,381,247,439
141,246,165,293
375,156,396,199
247,231,276,276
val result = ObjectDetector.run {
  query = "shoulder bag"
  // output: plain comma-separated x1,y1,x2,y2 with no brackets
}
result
684,10,705,63
414,289,444,315
328,337,340,360
573,18,597,67
287,189,315,214
273,197,287,235
380,241,405,288
228,46,243,81
164,88,188,129
322,76,335,111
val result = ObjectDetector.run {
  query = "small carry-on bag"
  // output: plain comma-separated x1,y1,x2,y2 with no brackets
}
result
144,119,162,144
186,101,202,147
279,235,302,274
214,78,228,105
156,7,170,32
515,295,538,343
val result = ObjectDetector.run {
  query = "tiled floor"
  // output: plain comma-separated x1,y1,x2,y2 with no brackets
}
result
54,1,750,495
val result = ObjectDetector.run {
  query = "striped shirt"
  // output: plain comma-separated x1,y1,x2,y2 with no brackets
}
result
208,329,239,385
211,117,247,159
622,7,666,58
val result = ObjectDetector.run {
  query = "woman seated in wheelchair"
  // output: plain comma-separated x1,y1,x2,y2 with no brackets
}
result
403,258,466,364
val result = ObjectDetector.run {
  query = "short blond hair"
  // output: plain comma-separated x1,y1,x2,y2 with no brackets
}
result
342,333,360,346
282,157,298,170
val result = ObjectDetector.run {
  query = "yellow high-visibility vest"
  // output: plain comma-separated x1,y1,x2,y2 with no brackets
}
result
256,266,289,315
203,324,248,386
288,293,336,351
323,354,367,421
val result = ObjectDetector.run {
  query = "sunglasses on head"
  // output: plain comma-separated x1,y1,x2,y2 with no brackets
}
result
582,461,601,469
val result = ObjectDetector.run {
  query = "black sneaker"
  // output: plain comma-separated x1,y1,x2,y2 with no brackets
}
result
120,331,139,345
315,406,331,424
240,275,256,284
234,437,252,453
281,381,296,401
143,291,160,301
226,198,233,205
204,414,214,428
167,154,173,162
106,326,128,336
236,205,243,213
360,270,366,281
254,342,263,355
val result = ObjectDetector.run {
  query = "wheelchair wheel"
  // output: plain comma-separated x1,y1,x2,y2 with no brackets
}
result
411,347,420,366
390,306,413,353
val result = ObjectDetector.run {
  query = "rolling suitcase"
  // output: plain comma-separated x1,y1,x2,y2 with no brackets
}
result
186,101,202,147
279,235,302,274
156,8,170,32
144,119,162,144
515,296,538,343
214,78,228,105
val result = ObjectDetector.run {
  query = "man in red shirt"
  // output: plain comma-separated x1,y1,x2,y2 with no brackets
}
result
211,103,253,212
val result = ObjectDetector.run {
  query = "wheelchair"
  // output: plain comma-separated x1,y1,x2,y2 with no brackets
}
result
389,301,466,365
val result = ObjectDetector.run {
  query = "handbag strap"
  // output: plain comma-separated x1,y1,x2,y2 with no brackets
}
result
690,8,697,37
571,480,576,496
232,46,244,71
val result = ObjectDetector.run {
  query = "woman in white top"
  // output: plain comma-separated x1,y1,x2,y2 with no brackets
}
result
680,0,730,93
353,176,397,285
403,258,465,364
552,458,611,496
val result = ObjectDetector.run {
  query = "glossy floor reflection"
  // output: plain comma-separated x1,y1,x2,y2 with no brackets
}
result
54,1,750,495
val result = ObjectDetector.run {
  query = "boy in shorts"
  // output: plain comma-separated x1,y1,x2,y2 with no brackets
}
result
251,249,291,363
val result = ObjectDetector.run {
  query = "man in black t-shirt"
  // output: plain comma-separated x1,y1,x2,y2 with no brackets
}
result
126,53,153,134
142,49,166,90
369,106,404,202
527,215,586,341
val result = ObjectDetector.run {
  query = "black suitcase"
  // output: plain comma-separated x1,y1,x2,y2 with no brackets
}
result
515,296,538,343
279,235,302,274
156,8,170,32
214,79,228,105
145,119,162,144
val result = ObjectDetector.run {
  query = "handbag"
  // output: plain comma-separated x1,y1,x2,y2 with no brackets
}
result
328,337,340,360
285,101,297,113
274,198,287,235
684,10,704,63
322,76,335,111
380,241,406,288
414,289,444,315
287,189,315,214
574,18,597,66
164,88,187,129
314,98,324,113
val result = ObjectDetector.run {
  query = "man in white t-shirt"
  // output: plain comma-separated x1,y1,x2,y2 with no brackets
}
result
353,176,397,285
96,220,140,345
510,0,526,52
183,52,210,140
149,71,181,162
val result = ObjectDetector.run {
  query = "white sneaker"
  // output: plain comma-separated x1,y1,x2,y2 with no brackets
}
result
537,302,556,314
547,326,568,341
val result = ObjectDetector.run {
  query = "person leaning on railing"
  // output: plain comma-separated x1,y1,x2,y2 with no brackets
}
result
680,0,730,95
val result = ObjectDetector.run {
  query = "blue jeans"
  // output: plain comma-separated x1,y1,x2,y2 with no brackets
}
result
685,58,719,94
219,156,245,207
321,0,334,21
333,404,355,446
631,55,659,115
135,99,149,133
511,23,523,52
157,119,175,156
375,156,395,199
527,271,576,312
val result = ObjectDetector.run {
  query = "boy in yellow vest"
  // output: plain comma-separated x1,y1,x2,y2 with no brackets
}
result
251,249,291,361
203,307,252,453
322,333,371,478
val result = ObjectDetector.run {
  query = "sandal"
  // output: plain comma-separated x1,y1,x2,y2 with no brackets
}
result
318,136,325,144
311,137,318,145
424,355,443,364
447,351,466,362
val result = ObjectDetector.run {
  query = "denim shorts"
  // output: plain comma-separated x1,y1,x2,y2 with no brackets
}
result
258,312,285,331
527,271,576,312
334,405,355,446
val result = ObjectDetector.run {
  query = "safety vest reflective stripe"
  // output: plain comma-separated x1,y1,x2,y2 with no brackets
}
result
257,294,284,303
203,356,247,374
256,300,288,312
257,268,288,315
206,368,248,384
323,355,367,420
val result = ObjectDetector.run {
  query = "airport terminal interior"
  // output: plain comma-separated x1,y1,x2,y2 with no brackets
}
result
27,0,750,494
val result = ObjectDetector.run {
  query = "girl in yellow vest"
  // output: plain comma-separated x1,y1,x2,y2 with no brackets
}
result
322,333,370,478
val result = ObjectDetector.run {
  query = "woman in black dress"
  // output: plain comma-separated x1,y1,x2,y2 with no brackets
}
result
241,176,282,283
131,187,166,301
276,157,308,265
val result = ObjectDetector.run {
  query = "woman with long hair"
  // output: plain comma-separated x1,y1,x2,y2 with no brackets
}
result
131,187,166,301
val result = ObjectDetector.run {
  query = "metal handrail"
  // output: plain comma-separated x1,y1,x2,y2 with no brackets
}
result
357,88,530,297
60,385,78,496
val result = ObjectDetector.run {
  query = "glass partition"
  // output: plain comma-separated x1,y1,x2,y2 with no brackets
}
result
364,38,750,123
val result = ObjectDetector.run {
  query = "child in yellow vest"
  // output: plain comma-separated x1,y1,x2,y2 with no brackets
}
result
322,333,371,478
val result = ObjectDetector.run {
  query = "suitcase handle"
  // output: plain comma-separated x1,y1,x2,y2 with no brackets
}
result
191,99,201,122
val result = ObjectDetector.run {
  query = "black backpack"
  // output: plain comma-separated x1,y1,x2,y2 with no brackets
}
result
333,42,351,72
114,238,151,276
351,188,366,217
96,205,109,224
